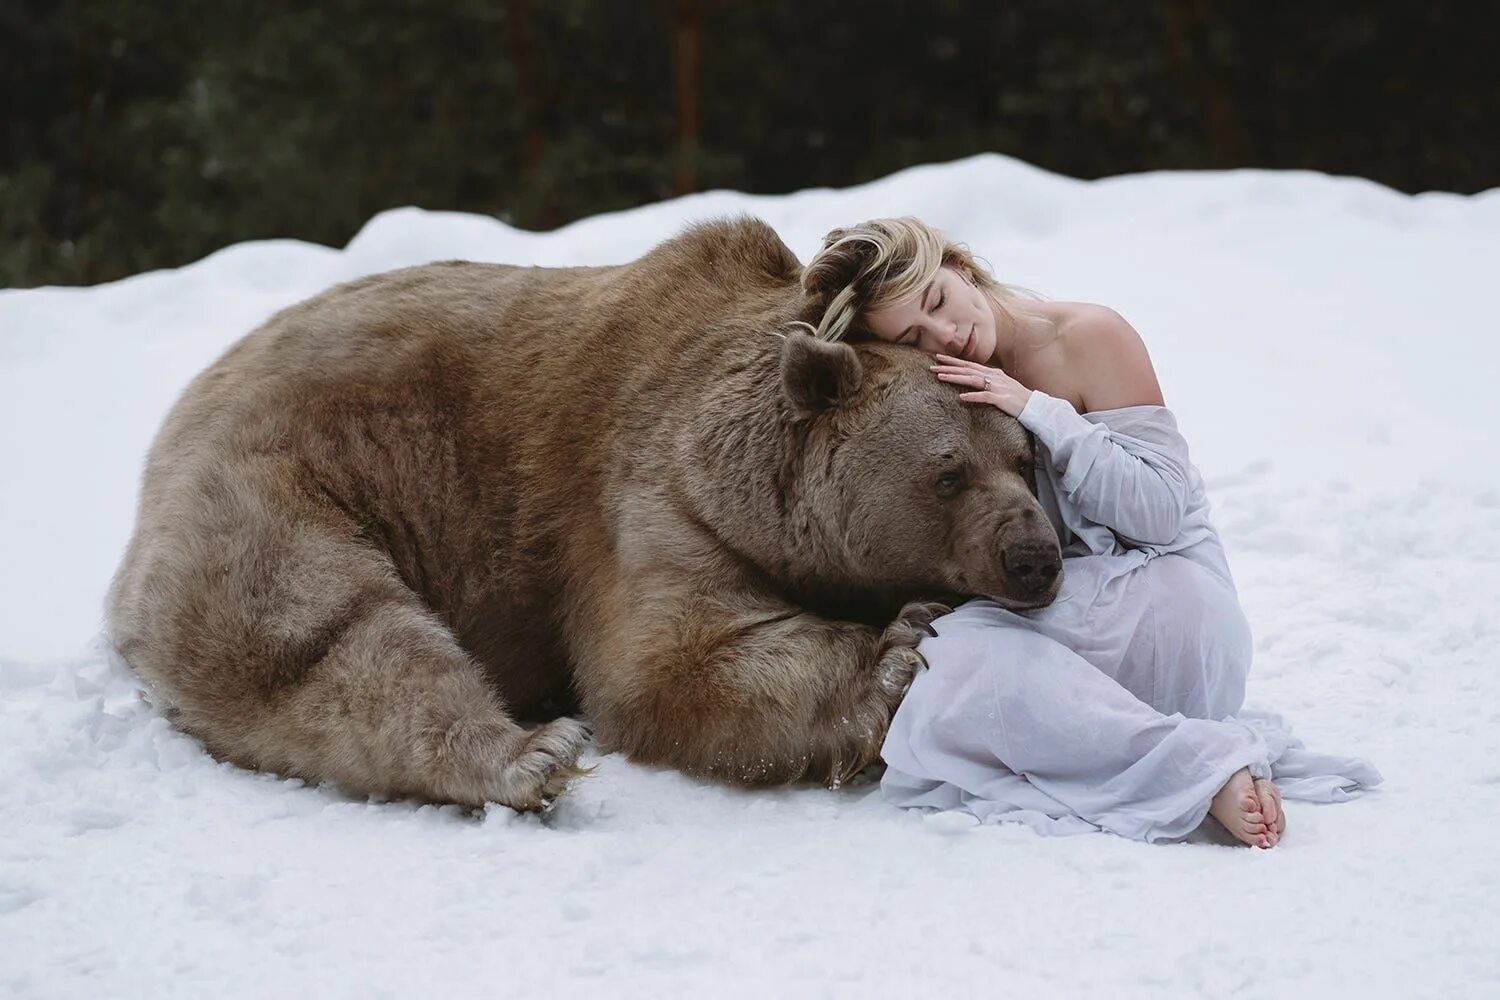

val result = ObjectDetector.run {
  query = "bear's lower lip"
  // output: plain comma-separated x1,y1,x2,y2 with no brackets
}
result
990,591,1058,611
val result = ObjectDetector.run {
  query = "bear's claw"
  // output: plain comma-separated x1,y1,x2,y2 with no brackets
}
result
495,716,593,811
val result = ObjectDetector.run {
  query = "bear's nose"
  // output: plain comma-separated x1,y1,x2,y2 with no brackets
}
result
1002,540,1061,596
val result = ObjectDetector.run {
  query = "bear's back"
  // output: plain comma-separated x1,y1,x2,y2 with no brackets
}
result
109,218,816,716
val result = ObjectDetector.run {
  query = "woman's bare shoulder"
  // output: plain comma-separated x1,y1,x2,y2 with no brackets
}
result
1052,303,1165,411
1047,301,1129,337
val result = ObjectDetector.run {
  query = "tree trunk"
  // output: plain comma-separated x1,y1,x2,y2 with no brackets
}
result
671,0,703,196
1159,0,1249,167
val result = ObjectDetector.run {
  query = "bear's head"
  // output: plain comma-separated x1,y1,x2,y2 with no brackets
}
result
778,330,1061,613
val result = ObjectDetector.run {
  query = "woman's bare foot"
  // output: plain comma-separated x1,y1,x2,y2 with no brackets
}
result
1210,768,1274,847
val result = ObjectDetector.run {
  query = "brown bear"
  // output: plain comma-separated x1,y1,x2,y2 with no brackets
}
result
106,218,1060,810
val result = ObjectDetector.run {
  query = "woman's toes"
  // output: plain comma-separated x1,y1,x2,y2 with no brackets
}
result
1254,780,1279,823
1211,768,1275,847
1254,778,1286,836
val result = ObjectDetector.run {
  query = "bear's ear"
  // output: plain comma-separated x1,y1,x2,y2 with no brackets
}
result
780,330,863,417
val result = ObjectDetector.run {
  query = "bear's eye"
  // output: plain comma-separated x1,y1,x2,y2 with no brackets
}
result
935,470,966,495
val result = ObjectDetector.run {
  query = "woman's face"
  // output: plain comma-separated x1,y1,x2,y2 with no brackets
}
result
861,265,996,363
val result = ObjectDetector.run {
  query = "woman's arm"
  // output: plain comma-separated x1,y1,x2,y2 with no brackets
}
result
1014,391,1190,546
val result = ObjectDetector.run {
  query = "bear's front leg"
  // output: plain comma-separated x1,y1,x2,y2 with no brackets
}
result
581,591,950,788
869,598,952,728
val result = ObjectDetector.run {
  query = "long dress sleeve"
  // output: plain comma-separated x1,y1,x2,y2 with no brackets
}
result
1016,390,1191,547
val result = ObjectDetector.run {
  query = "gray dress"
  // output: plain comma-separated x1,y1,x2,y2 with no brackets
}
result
880,391,1382,842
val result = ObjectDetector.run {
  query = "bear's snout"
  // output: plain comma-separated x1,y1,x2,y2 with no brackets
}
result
1001,539,1062,605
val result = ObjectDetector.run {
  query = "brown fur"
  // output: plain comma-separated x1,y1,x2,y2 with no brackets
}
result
106,218,1059,809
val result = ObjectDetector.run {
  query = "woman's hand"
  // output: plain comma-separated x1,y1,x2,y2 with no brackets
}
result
931,354,1032,417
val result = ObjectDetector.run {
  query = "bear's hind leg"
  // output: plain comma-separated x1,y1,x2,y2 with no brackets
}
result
229,594,591,809
133,527,589,812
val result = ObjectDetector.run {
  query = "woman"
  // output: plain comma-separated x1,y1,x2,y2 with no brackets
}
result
802,218,1380,846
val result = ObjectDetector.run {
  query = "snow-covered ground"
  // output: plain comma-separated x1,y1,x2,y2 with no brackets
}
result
3,154,1499,998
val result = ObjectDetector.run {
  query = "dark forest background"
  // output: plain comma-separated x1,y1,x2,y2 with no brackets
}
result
3,1,1496,289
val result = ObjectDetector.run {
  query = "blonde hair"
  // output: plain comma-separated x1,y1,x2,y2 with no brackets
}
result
802,217,1036,343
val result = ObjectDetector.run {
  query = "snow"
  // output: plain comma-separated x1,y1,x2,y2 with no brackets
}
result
3,152,1500,998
